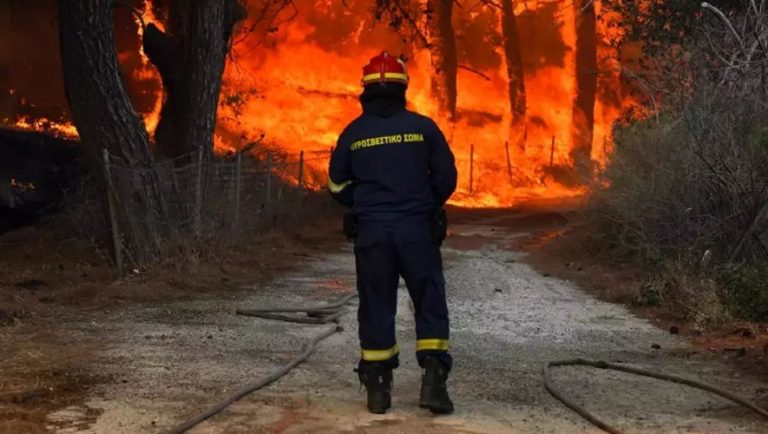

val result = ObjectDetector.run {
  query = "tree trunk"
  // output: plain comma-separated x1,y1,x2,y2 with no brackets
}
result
501,0,526,127
59,0,155,167
425,0,458,120
144,0,245,163
571,0,598,170
59,0,165,264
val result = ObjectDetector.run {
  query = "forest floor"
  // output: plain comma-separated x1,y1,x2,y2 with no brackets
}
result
1,204,768,433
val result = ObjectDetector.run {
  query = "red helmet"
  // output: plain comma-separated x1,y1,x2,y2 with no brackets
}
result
361,52,408,86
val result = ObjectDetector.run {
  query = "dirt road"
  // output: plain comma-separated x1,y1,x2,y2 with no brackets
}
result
43,210,767,433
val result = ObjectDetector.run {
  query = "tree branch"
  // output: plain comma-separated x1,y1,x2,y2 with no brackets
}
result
393,0,430,47
701,2,747,54
478,0,502,10
458,64,492,81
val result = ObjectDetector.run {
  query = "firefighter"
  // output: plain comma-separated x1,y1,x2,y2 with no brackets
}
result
327,52,458,415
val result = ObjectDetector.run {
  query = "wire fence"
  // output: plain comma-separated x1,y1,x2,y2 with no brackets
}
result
99,138,596,271
102,147,335,272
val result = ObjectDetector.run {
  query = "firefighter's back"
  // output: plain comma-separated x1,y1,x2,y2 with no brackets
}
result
326,52,456,416
341,108,442,222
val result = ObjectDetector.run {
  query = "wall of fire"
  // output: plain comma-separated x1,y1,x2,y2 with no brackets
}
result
1,0,641,207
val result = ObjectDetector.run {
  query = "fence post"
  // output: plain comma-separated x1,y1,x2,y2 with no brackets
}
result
102,149,123,274
297,150,304,191
265,152,272,208
550,136,555,168
469,143,474,195
193,146,204,236
234,150,242,229
504,141,513,184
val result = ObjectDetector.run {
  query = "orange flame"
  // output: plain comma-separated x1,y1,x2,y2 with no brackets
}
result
132,0,163,135
11,116,78,140
3,0,639,208
215,0,636,206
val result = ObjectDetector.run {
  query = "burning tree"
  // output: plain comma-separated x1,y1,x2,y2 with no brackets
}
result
570,0,598,172
143,0,246,162
501,0,526,128
59,0,156,173
58,0,247,265
373,0,458,118
60,0,167,262
374,0,528,124
425,0,458,119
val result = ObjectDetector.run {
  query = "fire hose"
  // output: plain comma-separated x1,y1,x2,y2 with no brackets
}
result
165,290,767,433
166,293,357,434
544,358,768,434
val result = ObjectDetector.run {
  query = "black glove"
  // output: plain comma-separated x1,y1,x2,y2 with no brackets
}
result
432,207,447,245
343,212,358,242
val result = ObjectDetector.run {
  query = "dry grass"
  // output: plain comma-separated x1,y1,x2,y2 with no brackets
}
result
0,192,344,432
0,192,343,318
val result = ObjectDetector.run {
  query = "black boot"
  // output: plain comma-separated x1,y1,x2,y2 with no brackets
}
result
356,365,393,414
419,356,454,414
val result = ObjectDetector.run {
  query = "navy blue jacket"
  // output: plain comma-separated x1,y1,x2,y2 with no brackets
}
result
328,97,457,222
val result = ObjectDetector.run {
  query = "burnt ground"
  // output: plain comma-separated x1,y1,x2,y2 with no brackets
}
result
1,204,767,433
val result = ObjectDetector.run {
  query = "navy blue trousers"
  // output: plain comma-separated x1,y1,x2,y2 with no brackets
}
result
354,217,452,371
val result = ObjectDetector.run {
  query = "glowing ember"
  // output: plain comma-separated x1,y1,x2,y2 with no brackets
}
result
11,116,79,140
10,178,37,192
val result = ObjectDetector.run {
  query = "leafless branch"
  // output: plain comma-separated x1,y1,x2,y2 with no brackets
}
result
389,0,430,47
231,0,297,50
701,2,747,54
578,0,594,14
113,0,146,31
620,67,661,125
477,0,502,10
458,64,492,81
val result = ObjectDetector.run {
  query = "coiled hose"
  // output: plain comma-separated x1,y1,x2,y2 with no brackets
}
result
544,358,768,434
166,293,357,434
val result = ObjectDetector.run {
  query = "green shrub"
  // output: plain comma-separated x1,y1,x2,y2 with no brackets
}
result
583,3,768,323
717,265,768,322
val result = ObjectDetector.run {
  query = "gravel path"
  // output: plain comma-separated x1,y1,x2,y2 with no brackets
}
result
50,214,767,433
